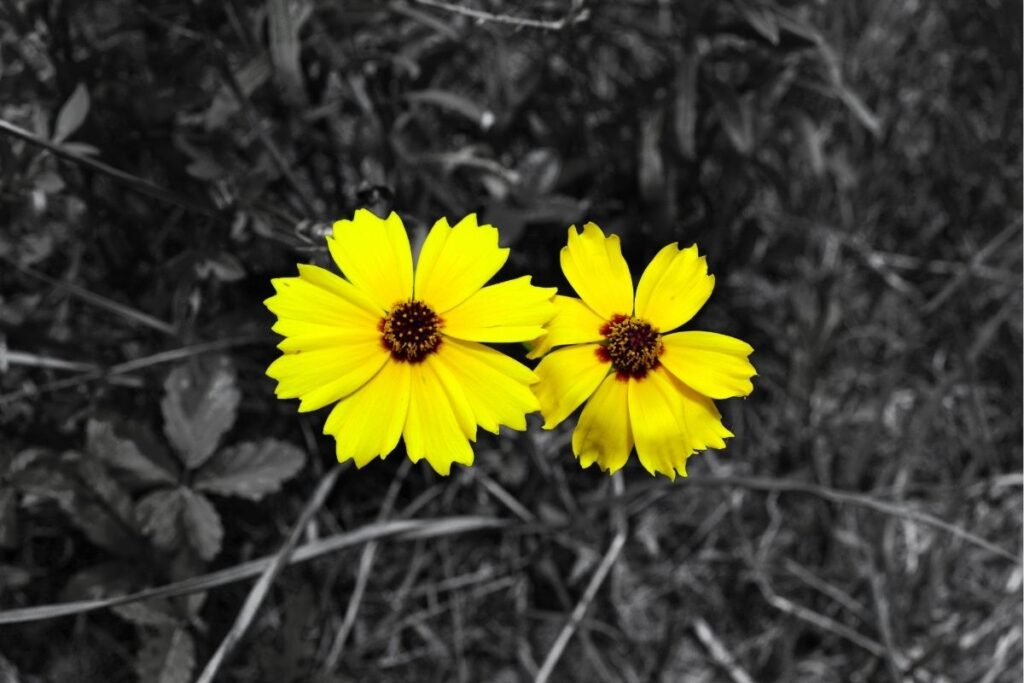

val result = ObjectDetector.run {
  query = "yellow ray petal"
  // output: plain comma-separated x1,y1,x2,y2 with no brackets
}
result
327,209,413,310
436,338,540,434
527,295,607,360
559,223,633,320
323,360,411,468
402,360,475,475
572,374,633,473
264,267,383,332
661,331,756,399
633,243,714,332
442,276,556,344
677,378,733,452
266,339,389,413
627,367,693,480
532,344,610,429
414,215,510,314
424,354,477,440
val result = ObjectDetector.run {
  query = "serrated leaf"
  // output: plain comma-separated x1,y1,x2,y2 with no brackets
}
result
87,419,177,489
135,488,223,560
53,83,90,144
179,489,223,561
161,356,240,469
136,488,186,550
137,627,196,683
61,454,140,556
194,439,305,501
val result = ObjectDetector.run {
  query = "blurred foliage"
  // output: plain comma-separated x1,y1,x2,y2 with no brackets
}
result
0,0,1021,681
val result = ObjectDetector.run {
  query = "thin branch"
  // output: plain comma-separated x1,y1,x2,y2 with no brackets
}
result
0,336,265,404
196,463,345,683
0,117,220,218
623,475,1021,564
1,254,177,336
534,474,627,683
323,460,411,671
692,618,756,683
409,0,588,30
0,516,510,626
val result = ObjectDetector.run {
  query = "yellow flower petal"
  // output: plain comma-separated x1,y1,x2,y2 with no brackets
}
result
424,354,477,440
559,223,633,320
442,276,556,344
402,360,475,475
679,380,733,452
264,267,383,333
436,338,540,433
572,375,633,473
634,243,714,332
328,209,413,310
414,215,509,313
533,344,610,429
323,360,411,468
266,339,388,413
627,367,692,479
526,295,606,360
661,331,756,399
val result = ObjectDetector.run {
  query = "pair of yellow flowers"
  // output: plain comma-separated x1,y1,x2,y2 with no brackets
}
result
265,210,756,479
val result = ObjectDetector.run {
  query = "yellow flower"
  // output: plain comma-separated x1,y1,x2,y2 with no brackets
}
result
265,209,556,475
530,223,756,480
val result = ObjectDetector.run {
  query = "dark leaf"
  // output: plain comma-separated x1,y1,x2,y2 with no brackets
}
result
194,439,305,501
161,356,240,469
179,489,223,561
136,627,196,683
86,419,177,489
61,453,139,556
53,83,90,144
136,488,185,551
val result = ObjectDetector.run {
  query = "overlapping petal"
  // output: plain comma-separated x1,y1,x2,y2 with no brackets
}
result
533,344,610,429
436,339,540,433
402,359,476,475
661,331,756,399
526,295,606,360
572,375,633,473
559,223,633,319
442,276,556,344
627,367,694,479
328,209,413,310
415,215,509,313
634,243,714,332
266,338,389,413
323,360,411,468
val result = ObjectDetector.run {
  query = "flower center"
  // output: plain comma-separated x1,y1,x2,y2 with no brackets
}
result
597,314,663,380
380,300,442,363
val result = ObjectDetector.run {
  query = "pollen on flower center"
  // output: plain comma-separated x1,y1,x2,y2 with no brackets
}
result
380,300,442,363
597,314,664,380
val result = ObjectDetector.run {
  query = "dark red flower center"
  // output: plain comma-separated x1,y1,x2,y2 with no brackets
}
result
597,314,663,380
380,300,442,363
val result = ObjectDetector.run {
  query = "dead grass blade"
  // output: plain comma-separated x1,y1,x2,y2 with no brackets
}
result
0,515,510,626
